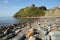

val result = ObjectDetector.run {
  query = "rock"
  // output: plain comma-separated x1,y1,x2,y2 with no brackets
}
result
0,34,6,38
13,24,17,26
15,29,22,34
26,28,34,38
18,34,26,40
48,24,58,32
4,33,16,40
46,30,60,40
51,26,58,30
28,36,36,40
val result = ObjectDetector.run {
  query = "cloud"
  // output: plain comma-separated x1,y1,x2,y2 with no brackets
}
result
4,0,8,3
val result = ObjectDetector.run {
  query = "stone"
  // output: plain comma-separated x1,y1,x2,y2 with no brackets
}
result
26,28,34,38
28,36,36,40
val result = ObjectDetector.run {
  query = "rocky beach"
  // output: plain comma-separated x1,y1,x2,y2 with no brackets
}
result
0,17,60,40
0,0,60,40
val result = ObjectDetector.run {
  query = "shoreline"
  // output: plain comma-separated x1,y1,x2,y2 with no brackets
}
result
15,16,60,19
1,16,60,27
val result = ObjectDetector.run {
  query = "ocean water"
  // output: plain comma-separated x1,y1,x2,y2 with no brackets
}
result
0,17,21,26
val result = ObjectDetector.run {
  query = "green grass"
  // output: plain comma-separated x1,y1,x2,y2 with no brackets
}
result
13,5,46,17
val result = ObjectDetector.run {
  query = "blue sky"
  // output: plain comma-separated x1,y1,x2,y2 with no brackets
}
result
0,0,60,17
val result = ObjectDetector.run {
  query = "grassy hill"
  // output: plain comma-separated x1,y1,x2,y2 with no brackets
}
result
13,5,46,17
13,4,60,18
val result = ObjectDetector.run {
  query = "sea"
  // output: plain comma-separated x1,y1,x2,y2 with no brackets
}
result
0,17,35,27
0,17,21,26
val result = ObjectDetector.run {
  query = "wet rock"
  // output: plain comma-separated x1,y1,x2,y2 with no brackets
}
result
13,24,18,26
4,33,17,40
18,34,26,40
0,34,6,38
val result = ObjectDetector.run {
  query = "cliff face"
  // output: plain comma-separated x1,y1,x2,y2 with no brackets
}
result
45,6,60,17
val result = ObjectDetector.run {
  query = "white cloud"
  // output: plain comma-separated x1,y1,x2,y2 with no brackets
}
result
4,0,8,3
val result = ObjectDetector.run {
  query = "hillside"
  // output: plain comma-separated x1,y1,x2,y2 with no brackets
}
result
14,5,60,18
13,5,46,17
45,6,60,17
